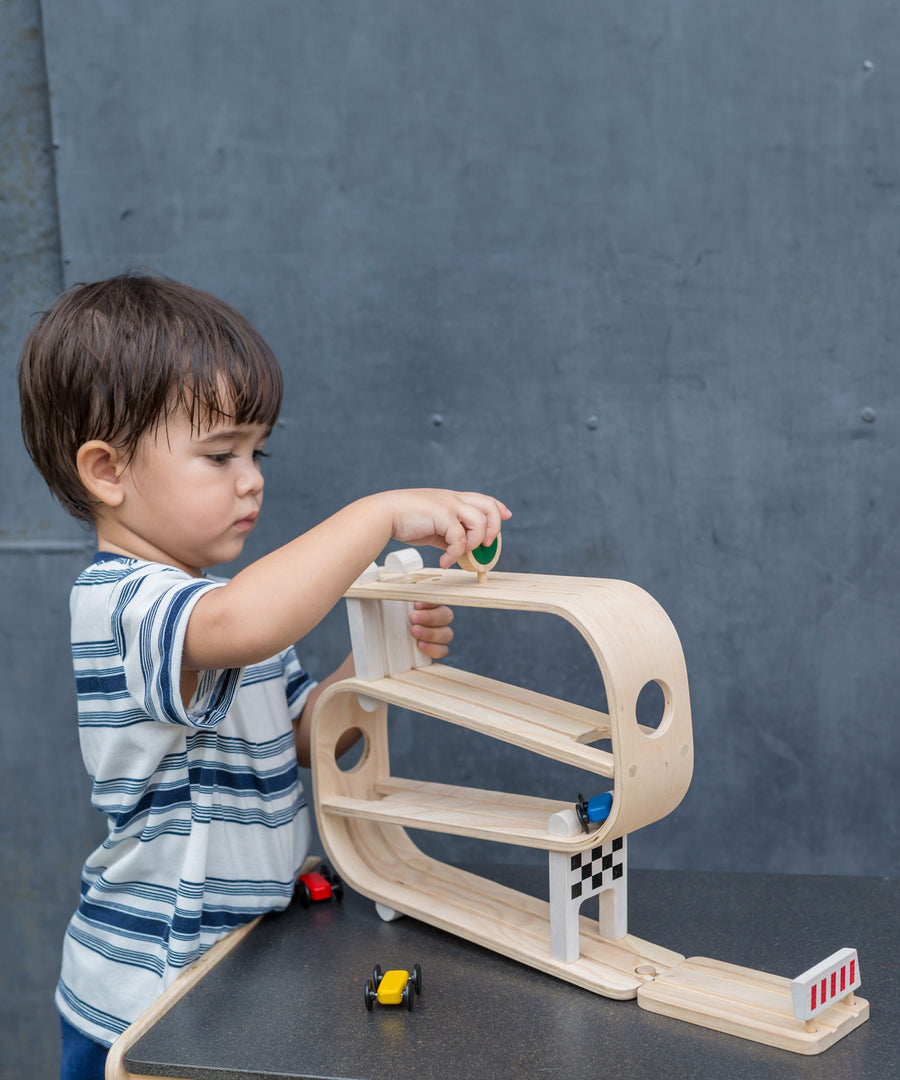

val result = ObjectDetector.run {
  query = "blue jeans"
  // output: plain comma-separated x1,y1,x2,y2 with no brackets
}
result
60,1016,108,1080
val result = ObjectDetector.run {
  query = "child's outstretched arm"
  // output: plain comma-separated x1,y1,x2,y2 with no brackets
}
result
182,489,509,673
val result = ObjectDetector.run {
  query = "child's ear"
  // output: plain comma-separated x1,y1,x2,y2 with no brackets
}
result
76,440,127,508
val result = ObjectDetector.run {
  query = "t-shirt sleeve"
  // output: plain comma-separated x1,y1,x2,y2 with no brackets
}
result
110,567,243,727
282,645,317,722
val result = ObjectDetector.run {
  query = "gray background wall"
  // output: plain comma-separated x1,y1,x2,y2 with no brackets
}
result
2,0,898,1074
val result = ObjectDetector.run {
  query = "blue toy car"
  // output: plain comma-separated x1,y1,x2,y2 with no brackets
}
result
575,792,613,832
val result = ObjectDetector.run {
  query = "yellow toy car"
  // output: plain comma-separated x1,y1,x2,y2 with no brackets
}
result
364,963,422,1011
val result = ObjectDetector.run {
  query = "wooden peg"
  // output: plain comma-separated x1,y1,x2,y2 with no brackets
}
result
457,534,501,583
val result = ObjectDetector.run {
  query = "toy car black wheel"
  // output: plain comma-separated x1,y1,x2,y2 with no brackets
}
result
332,873,344,901
575,793,590,833
364,979,376,1011
372,964,383,988
411,963,422,994
317,863,331,881
298,881,312,908
403,978,415,1011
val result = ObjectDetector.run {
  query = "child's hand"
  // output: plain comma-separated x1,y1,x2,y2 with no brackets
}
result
409,602,454,659
384,489,511,569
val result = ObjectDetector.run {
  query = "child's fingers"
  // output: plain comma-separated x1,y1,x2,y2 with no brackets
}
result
438,517,471,567
416,638,451,659
439,500,498,562
413,629,453,659
455,493,511,547
411,622,454,646
410,603,454,629
410,603,454,659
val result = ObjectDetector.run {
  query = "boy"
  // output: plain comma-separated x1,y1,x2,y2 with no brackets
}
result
18,272,510,1079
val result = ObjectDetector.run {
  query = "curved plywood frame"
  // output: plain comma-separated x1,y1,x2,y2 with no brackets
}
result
311,566,870,1050
311,567,694,998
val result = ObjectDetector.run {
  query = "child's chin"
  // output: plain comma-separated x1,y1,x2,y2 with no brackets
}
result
210,538,249,566
182,540,245,572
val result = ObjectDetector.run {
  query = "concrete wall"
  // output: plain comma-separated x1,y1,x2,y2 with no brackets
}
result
2,1,898,1073
1,2,101,1075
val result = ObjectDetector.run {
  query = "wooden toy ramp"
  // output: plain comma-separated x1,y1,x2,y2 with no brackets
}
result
311,552,868,1054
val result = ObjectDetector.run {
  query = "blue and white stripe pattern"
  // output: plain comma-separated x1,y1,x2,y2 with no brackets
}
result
56,554,314,1046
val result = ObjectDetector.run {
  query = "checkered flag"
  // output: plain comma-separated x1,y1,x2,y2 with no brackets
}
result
569,837,625,900
550,834,628,963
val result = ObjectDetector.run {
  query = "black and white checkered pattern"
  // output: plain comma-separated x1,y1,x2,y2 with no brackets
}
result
568,836,624,900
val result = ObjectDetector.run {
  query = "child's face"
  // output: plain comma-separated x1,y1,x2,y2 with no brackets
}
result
108,406,269,575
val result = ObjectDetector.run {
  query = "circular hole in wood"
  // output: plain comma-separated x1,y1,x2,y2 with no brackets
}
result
635,679,670,735
335,727,367,772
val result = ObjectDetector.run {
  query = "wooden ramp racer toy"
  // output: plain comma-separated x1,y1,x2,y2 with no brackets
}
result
310,543,868,1054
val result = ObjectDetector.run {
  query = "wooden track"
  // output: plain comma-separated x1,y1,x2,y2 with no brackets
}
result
311,562,869,1054
638,957,869,1054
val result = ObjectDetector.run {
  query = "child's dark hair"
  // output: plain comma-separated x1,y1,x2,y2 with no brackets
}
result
18,272,284,522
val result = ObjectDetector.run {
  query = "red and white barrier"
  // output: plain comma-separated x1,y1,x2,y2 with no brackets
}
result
791,948,861,1022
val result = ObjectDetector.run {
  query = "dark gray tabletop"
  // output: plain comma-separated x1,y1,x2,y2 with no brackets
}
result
126,865,898,1080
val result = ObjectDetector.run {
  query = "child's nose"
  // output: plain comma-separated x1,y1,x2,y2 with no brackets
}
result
236,459,264,497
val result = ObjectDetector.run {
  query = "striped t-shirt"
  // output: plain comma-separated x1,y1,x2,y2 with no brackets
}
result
56,553,315,1046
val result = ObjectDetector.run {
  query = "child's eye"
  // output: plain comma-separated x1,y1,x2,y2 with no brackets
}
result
207,452,235,465
253,450,270,463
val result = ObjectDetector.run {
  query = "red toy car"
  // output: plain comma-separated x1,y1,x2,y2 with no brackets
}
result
298,863,343,907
